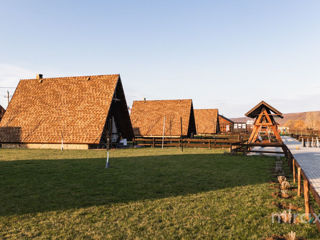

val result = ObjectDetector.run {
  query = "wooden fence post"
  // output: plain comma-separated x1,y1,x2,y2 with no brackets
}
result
304,178,310,220
297,167,301,197
293,159,296,184
181,138,184,152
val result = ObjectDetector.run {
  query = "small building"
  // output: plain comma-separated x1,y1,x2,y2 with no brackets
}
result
0,105,5,122
0,74,133,149
233,122,247,132
194,109,220,135
219,115,234,133
130,99,197,137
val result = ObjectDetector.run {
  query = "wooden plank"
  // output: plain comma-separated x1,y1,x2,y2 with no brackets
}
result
293,159,296,184
247,150,285,154
304,178,310,221
298,167,301,197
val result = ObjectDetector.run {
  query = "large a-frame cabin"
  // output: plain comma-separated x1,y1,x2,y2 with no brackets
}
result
0,74,133,149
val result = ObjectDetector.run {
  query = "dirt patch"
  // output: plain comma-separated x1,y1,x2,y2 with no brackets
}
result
265,231,306,240
272,201,302,211
271,191,280,199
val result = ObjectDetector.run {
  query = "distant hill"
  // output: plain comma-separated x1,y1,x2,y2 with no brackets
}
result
231,111,320,130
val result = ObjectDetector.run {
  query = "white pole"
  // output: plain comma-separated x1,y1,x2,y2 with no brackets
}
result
7,90,10,106
162,116,166,149
106,151,109,168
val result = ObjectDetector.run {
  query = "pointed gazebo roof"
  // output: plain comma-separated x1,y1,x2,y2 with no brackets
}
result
245,101,283,119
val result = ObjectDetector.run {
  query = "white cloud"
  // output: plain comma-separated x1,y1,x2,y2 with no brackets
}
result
0,64,36,108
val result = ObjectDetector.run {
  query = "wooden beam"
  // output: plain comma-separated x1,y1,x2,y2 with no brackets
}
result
297,167,301,197
246,143,284,147
304,178,310,220
248,150,285,154
293,159,296,184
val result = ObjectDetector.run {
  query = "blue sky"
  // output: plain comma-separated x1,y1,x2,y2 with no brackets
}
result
1,0,320,117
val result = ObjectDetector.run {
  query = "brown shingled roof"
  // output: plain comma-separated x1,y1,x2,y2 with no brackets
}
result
194,109,219,134
130,99,196,137
245,101,283,119
0,74,133,144
219,114,234,124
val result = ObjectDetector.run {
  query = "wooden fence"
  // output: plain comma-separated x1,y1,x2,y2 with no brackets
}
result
291,129,320,137
291,134,320,148
133,136,246,149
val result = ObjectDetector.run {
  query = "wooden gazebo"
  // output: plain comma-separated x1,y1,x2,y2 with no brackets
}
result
246,101,283,144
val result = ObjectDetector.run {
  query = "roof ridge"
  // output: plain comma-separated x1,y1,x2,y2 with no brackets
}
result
21,74,120,81
133,99,192,102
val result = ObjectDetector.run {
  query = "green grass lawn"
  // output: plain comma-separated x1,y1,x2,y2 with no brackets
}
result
0,148,318,239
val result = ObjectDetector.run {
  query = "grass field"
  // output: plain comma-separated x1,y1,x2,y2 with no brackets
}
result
0,148,318,239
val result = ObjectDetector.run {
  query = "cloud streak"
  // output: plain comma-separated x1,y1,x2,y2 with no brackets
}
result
0,64,36,108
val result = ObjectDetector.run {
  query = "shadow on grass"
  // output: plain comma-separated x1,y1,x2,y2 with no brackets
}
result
0,153,273,216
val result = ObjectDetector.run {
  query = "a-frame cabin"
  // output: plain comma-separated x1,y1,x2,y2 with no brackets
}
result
0,74,133,149
130,99,197,138
246,101,283,144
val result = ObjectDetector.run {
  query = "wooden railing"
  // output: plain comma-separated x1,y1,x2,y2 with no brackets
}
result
281,142,320,231
291,158,320,231
133,136,245,149
291,134,320,148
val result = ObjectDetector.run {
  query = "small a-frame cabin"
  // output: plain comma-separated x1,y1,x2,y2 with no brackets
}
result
219,115,234,133
0,74,133,149
194,109,220,135
246,101,283,144
130,99,197,138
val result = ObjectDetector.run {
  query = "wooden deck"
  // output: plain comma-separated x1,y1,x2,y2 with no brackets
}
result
283,136,320,230
282,136,320,196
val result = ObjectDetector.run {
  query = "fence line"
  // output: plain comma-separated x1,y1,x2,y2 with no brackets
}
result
133,135,248,149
